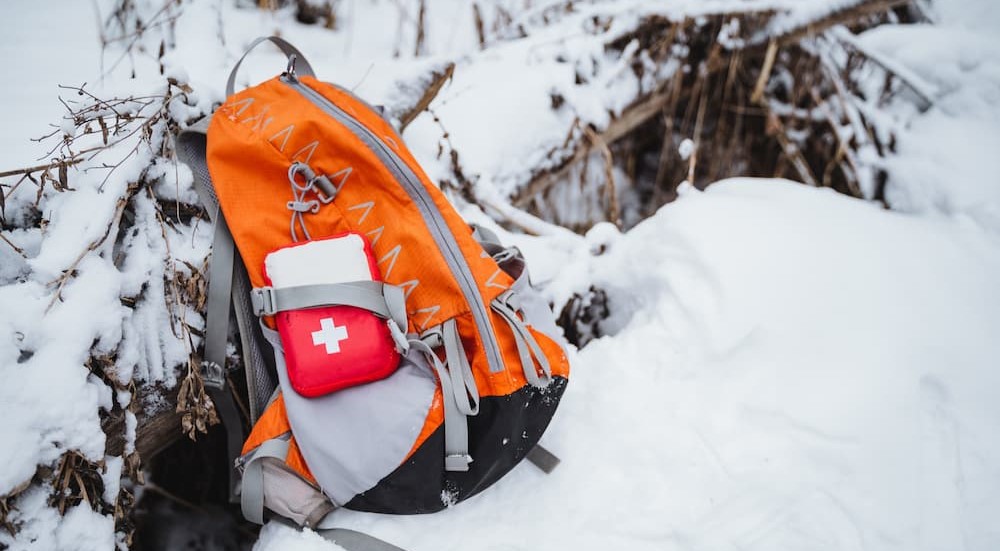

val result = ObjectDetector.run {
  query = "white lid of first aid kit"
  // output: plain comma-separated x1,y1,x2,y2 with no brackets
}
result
264,234,373,288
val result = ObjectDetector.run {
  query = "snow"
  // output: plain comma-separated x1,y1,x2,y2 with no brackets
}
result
314,179,1000,551
2,0,1000,550
856,17,1000,232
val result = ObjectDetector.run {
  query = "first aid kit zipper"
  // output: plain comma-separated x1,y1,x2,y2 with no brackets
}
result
280,75,505,375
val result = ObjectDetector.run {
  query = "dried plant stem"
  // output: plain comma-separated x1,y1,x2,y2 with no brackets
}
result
0,233,26,257
688,82,709,185
0,159,84,179
398,63,455,132
46,192,132,312
751,40,779,105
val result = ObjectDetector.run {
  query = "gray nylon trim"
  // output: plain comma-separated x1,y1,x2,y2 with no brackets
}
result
226,36,316,97
241,437,291,525
281,77,506,376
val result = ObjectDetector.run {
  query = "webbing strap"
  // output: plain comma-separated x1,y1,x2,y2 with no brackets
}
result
202,207,246,505
492,291,552,388
315,528,409,551
226,36,316,97
203,209,235,381
407,338,471,472
441,319,480,417
250,281,395,319
241,437,291,525
250,281,409,352
268,516,409,551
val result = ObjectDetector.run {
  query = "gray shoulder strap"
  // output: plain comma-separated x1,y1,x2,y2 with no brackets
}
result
226,36,316,97
275,516,409,551
316,528,408,551
177,116,278,422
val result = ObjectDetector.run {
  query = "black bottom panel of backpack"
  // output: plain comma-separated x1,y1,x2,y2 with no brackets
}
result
346,376,568,514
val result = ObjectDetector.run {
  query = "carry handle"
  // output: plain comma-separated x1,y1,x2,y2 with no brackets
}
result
226,36,316,97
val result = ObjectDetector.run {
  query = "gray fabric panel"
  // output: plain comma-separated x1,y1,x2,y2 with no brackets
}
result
226,36,317,97
262,325,437,505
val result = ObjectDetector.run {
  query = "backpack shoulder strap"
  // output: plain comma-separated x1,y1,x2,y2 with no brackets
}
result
178,118,277,502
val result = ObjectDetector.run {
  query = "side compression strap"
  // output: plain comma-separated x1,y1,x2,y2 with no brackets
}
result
441,319,480,418
491,291,552,388
406,338,472,472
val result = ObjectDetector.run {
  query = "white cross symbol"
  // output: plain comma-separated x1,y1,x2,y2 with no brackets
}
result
311,317,349,354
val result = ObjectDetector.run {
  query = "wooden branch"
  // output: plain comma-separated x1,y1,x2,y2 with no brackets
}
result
830,27,935,110
0,232,26,257
757,0,912,48
398,63,455,132
0,158,83,179
766,111,820,187
750,40,779,105
514,84,676,207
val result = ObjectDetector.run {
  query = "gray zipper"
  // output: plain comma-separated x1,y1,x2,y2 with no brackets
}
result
281,75,505,374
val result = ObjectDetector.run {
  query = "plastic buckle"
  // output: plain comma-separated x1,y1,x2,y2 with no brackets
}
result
387,320,410,354
201,360,226,390
497,289,520,311
419,327,444,349
445,454,472,472
309,174,337,204
286,199,321,214
251,287,276,317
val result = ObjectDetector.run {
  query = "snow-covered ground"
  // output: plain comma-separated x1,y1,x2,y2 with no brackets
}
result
1,0,999,550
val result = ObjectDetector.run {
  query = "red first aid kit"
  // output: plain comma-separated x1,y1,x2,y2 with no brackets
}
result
262,233,401,397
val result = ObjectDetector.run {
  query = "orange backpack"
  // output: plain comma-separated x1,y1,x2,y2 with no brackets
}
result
178,37,570,531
